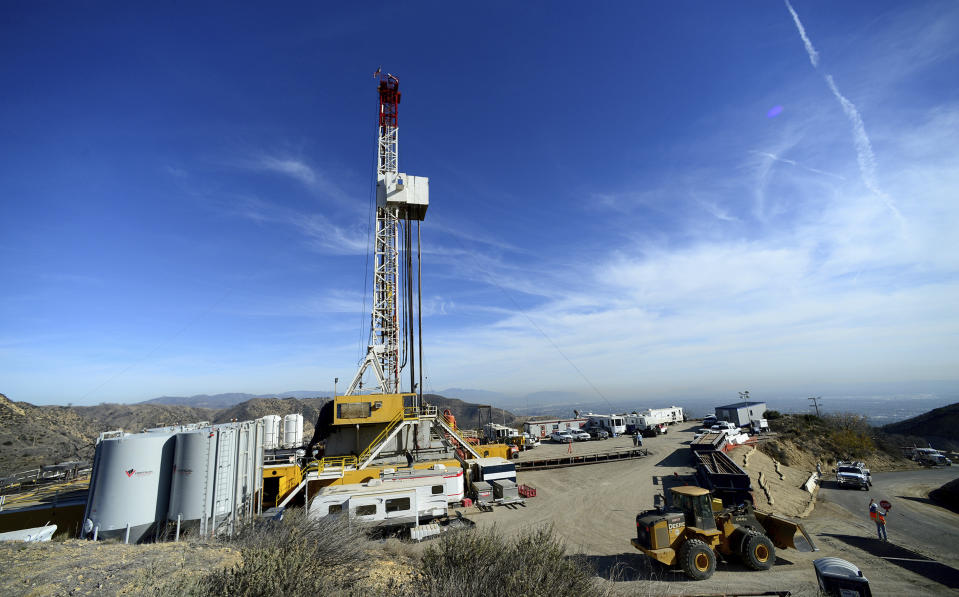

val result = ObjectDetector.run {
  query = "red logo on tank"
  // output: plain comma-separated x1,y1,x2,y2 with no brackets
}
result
125,468,135,477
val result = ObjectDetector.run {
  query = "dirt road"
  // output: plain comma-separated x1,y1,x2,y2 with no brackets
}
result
463,422,959,595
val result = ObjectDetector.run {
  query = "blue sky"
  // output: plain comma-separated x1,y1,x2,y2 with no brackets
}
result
2,2,958,406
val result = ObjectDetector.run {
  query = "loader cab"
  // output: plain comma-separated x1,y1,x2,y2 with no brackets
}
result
671,486,717,532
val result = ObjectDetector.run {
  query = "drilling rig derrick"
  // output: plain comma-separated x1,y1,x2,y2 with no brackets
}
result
345,73,429,399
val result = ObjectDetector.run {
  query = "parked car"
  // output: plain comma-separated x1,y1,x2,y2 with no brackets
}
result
702,415,718,427
639,423,668,438
568,428,591,441
586,428,609,440
550,431,574,443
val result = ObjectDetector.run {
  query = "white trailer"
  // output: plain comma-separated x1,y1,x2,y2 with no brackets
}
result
379,464,465,504
583,413,626,436
308,477,448,526
644,406,685,425
523,419,587,440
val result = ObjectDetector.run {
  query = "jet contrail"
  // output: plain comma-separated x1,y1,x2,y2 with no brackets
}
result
785,0,819,67
783,0,904,224
823,75,904,223
755,151,846,181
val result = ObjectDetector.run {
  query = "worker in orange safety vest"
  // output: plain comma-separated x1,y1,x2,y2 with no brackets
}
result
869,498,888,541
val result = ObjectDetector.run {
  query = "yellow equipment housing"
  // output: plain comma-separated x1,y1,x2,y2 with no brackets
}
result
332,393,413,425
262,463,303,509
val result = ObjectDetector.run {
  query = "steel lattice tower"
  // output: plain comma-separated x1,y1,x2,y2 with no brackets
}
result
371,75,401,393
346,73,428,396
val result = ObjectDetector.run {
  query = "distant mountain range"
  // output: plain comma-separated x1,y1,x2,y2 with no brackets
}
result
136,388,959,424
138,391,332,409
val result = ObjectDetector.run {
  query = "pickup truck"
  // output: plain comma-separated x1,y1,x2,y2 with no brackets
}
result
550,431,574,444
835,461,871,490
913,448,952,466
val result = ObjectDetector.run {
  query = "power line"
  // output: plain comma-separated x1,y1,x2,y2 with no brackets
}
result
458,249,614,413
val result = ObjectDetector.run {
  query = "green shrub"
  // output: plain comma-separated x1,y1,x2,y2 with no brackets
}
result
763,410,782,420
830,429,874,459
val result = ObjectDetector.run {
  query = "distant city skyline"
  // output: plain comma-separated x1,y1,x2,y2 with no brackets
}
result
2,2,958,406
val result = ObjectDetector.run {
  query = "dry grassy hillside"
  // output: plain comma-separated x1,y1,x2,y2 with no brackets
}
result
882,401,959,451
760,412,917,472
217,397,328,443
73,403,217,433
0,393,101,476
423,393,517,428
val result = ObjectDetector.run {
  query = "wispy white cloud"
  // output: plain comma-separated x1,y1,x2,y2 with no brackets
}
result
256,156,317,186
422,88,959,397
236,154,357,208
232,195,368,255
784,0,820,67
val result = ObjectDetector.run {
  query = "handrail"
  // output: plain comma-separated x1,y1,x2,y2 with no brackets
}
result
316,455,358,474
357,409,405,464
436,416,481,458
403,405,437,419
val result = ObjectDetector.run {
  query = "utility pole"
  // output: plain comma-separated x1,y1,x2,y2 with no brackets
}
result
738,390,750,404
808,396,822,417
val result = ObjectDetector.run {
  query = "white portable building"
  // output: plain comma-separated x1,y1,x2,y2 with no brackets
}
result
522,418,587,439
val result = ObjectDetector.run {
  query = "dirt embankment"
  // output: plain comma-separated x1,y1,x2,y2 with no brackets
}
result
730,444,816,518
761,435,917,473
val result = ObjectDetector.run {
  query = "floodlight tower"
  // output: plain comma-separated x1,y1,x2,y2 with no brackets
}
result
345,72,429,397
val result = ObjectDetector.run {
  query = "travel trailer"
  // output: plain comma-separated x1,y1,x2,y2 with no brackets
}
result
309,477,448,526
379,464,464,504
582,413,626,436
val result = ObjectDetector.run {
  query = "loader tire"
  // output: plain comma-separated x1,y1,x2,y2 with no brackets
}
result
742,531,775,571
680,539,716,580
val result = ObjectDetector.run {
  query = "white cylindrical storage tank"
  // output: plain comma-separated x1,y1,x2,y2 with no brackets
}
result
168,429,217,523
261,415,281,450
283,414,304,448
84,432,176,543
293,414,303,447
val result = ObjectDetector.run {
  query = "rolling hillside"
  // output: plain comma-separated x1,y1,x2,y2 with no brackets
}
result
0,392,519,476
0,393,101,476
882,401,959,451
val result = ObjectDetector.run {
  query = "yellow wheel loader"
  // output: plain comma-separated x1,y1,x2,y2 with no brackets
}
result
630,485,817,580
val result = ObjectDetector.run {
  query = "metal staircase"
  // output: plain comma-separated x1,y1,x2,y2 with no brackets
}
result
434,414,482,459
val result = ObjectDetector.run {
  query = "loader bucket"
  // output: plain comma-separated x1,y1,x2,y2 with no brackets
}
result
754,510,818,552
